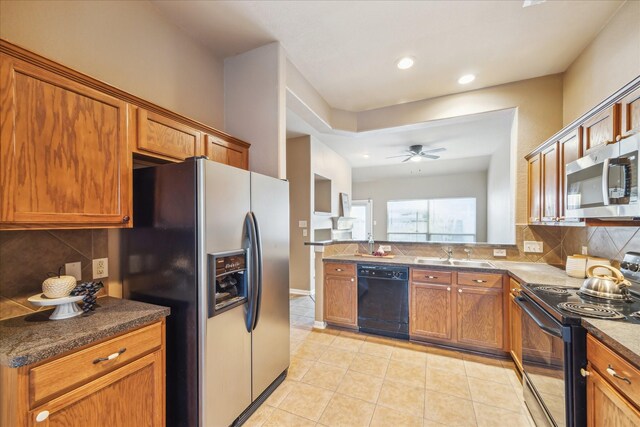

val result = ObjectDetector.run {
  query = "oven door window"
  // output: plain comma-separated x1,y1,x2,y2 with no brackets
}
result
520,300,566,427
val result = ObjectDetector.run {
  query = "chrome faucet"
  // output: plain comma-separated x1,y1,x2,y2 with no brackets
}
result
464,248,472,260
443,246,453,261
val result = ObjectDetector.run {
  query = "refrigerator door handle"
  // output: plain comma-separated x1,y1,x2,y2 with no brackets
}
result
244,212,259,332
251,212,263,330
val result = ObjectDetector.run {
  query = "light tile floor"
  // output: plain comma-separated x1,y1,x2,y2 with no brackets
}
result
246,295,535,427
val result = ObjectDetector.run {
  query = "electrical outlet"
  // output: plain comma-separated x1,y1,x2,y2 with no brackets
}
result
524,241,543,253
581,246,588,255
92,258,109,279
65,262,82,281
380,245,392,252
298,220,307,228
493,249,507,257
302,229,308,237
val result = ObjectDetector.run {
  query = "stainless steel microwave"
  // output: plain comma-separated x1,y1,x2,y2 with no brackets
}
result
565,133,639,219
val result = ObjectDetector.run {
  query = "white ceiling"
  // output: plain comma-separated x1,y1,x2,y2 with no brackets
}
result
151,0,623,112
287,108,515,181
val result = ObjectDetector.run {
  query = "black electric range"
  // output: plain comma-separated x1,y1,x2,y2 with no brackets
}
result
517,283,640,427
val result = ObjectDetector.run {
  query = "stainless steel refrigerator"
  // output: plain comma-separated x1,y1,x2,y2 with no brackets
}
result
123,157,290,427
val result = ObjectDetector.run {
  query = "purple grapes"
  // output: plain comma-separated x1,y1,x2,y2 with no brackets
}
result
71,281,104,312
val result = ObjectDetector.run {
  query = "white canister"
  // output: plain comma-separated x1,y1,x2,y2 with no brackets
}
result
566,256,588,278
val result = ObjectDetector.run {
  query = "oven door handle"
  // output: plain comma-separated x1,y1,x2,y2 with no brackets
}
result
515,296,563,338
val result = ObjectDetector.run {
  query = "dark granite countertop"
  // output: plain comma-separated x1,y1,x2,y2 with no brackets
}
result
0,297,170,368
582,319,640,368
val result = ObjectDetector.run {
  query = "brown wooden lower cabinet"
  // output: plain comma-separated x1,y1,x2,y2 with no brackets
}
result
456,285,503,350
409,268,506,353
508,279,523,373
587,369,640,427
410,281,453,340
0,321,165,427
323,262,357,328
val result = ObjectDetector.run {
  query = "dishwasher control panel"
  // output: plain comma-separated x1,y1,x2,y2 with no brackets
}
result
357,264,408,280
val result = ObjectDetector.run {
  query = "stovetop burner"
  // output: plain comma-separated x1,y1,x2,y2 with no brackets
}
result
557,302,626,320
534,286,569,295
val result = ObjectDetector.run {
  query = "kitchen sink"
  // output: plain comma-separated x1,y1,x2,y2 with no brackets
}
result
414,257,494,268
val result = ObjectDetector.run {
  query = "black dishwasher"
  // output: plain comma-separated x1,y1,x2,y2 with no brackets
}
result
357,264,409,339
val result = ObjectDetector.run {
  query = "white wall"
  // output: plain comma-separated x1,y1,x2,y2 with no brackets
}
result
563,1,640,124
225,42,287,178
486,144,513,244
353,172,488,242
0,0,225,128
310,137,353,231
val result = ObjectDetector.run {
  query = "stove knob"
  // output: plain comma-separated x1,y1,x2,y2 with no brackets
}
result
630,263,640,272
620,261,630,270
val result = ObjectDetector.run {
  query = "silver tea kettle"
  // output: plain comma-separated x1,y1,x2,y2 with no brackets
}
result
579,264,631,300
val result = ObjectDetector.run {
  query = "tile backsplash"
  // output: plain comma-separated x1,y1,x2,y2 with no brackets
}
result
0,229,108,320
323,224,640,268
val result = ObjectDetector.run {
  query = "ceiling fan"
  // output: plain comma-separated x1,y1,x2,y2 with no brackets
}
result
387,145,446,162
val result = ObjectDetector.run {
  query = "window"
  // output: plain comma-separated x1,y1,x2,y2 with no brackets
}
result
387,198,476,242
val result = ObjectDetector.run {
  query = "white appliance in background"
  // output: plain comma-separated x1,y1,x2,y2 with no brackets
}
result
123,158,290,427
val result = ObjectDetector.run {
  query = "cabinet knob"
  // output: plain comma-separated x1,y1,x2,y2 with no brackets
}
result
427,275,437,279
336,268,343,272
122,215,130,223
580,368,590,377
351,278,354,282
458,289,462,293
447,287,451,292
36,411,49,422
473,279,487,283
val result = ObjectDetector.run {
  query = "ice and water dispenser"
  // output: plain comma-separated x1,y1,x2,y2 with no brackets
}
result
208,250,247,317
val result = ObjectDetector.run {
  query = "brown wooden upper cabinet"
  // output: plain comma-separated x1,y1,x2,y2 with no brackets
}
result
620,86,640,138
528,154,542,223
136,109,202,162
0,53,132,229
205,134,249,170
541,143,559,222
582,103,620,152
558,128,582,220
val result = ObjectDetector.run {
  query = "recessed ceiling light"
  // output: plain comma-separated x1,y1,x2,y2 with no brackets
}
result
396,57,414,70
363,154,370,158
410,156,422,162
458,74,475,84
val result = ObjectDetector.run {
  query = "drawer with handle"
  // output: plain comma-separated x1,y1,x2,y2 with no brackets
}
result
410,269,452,285
29,322,162,407
325,262,356,277
586,334,640,406
457,272,502,288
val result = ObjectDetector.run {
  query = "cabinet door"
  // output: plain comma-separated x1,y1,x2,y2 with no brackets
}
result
28,351,164,427
206,134,249,170
541,143,559,222
410,282,453,341
582,104,620,152
509,293,522,372
558,128,582,220
0,54,131,227
620,87,640,138
324,275,357,327
528,154,541,223
456,286,503,350
586,368,640,427
136,109,201,161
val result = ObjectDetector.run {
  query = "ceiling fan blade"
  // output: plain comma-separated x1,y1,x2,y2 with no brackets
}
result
386,154,412,159
420,154,440,159
402,156,413,163
420,147,446,154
